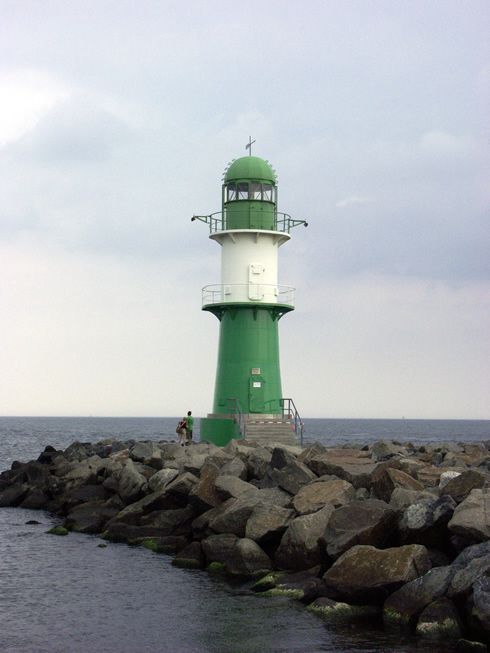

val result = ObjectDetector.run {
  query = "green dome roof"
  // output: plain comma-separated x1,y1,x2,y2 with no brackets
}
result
224,156,276,184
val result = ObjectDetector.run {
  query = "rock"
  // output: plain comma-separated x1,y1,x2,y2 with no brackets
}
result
208,490,282,537
143,535,190,555
118,459,148,503
307,449,378,490
183,453,208,476
307,597,380,620
398,495,457,552
470,575,490,641
416,467,444,488
64,500,108,533
246,447,272,480
46,525,69,536
321,499,397,560
323,544,431,605
130,442,161,465
292,479,355,515
383,565,456,626
215,475,258,501
448,555,490,599
255,567,327,603
455,639,488,652
0,484,29,507
201,532,239,567
443,470,487,503
275,505,334,571
148,468,179,493
389,488,437,511
261,458,317,495
172,541,204,569
188,461,222,512
164,471,200,506
440,470,462,489
415,597,462,639
448,489,490,542
373,467,425,503
218,456,248,480
140,505,196,537
371,441,408,460
245,502,295,544
225,538,272,577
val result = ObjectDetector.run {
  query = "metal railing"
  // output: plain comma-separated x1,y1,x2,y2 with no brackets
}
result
192,212,307,234
280,398,304,446
227,398,246,440
202,283,295,308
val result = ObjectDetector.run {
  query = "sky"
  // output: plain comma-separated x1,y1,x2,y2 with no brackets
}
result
1,0,489,420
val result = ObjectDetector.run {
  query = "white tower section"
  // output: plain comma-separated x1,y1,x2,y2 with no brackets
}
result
209,228,292,304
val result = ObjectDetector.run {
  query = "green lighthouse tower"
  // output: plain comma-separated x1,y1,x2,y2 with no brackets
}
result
193,146,307,446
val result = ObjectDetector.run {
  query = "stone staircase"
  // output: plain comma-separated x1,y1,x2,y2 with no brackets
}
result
244,418,300,447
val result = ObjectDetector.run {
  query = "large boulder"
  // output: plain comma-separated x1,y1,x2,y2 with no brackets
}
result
261,456,317,495
442,470,486,503
245,502,295,544
246,447,272,480
64,500,110,533
398,495,457,552
323,544,432,605
275,505,334,571
448,489,490,543
148,468,179,493
140,505,196,537
321,499,397,559
218,456,248,481
208,489,287,537
306,449,378,490
214,475,258,501
373,467,425,503
118,459,148,503
470,575,490,641
188,461,222,513
292,479,355,516
415,597,462,639
383,565,456,626
225,538,272,577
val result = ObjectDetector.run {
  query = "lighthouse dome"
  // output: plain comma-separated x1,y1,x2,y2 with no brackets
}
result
224,156,276,184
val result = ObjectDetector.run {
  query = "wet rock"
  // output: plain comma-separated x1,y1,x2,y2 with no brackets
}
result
321,499,397,560
172,541,204,569
64,500,108,534
455,639,488,652
383,565,456,626
275,505,334,571
323,544,431,605
225,537,272,577
470,575,490,641
307,596,380,620
140,505,196,537
448,489,490,542
292,479,355,515
415,597,462,639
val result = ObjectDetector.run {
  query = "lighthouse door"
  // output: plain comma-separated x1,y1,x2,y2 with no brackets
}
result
249,376,265,413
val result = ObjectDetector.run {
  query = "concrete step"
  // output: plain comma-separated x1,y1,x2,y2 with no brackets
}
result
244,420,300,447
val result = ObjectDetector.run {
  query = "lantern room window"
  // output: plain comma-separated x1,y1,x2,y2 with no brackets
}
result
237,183,248,200
250,183,262,200
227,184,237,201
263,184,272,201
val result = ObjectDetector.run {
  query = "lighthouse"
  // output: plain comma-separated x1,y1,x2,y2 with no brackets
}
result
192,143,307,446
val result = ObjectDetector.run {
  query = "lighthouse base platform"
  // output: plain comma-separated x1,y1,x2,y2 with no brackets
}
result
200,414,300,448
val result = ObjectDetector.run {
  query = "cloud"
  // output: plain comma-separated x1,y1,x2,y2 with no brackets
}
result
335,196,375,208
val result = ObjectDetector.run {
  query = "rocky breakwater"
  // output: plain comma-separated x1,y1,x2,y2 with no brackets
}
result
1,437,489,650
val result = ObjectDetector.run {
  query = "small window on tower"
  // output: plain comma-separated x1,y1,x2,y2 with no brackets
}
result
227,184,237,201
250,183,262,200
237,183,248,200
263,184,272,201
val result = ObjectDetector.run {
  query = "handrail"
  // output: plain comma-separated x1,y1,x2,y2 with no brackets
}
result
226,398,246,440
280,398,304,446
202,283,295,308
192,212,307,234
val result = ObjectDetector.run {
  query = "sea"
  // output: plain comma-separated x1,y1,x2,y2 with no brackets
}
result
0,416,488,653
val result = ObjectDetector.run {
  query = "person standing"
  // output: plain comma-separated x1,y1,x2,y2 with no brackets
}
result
177,417,187,446
185,411,194,445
